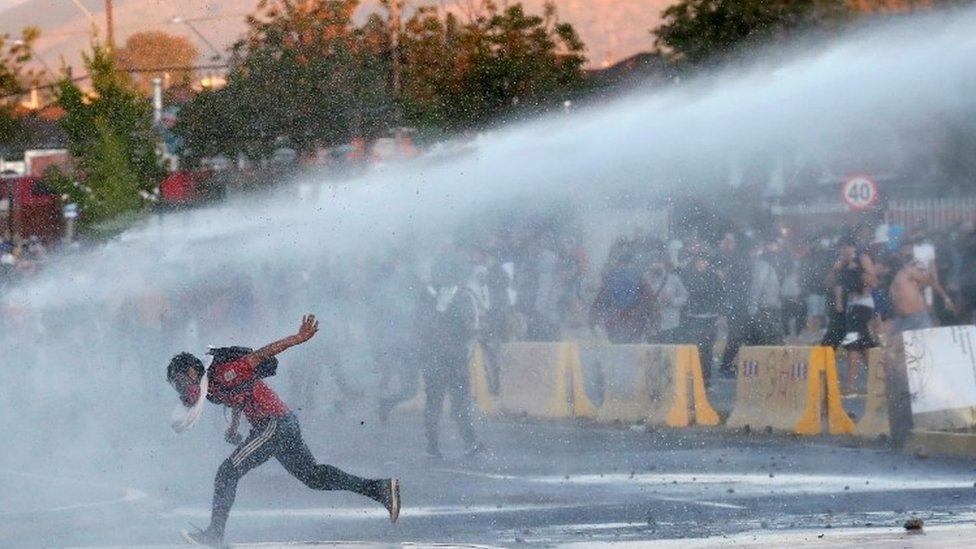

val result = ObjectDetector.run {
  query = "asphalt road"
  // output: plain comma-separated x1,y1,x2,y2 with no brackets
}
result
2,404,976,548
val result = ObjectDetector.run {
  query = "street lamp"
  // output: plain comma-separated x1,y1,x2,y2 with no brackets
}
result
69,0,100,41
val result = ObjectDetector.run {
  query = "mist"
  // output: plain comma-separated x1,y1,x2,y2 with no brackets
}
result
2,6,976,546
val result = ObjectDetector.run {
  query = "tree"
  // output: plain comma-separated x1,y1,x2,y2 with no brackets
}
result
652,0,843,66
400,2,586,131
0,27,41,154
847,0,937,13
175,1,588,161
176,0,392,162
54,46,162,232
652,0,950,67
115,31,200,94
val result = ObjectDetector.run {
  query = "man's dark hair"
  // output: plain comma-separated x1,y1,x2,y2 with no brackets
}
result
167,352,205,383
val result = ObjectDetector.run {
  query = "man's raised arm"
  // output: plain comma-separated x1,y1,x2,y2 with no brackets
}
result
245,314,319,368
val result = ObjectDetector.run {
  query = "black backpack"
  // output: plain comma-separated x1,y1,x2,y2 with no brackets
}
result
205,346,278,404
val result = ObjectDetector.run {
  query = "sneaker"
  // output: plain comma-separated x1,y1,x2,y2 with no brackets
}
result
181,526,224,548
375,478,401,524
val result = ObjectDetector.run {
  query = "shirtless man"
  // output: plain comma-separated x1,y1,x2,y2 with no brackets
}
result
890,244,953,333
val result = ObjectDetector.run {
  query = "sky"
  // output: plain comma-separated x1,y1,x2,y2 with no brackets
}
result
1,0,671,71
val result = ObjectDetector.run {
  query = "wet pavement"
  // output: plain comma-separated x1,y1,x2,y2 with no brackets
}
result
2,406,975,548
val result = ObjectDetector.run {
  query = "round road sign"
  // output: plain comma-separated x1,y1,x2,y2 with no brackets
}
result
841,176,878,211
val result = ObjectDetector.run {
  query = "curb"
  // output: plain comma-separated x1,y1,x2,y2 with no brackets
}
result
908,429,976,459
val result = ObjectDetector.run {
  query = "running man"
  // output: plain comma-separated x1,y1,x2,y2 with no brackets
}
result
167,315,400,547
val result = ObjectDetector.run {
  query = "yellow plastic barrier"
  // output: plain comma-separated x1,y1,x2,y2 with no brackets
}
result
395,375,426,413
726,346,854,435
726,346,819,434
396,344,499,414
855,348,889,439
498,342,578,418
820,346,857,435
468,344,500,415
685,345,721,427
577,344,718,427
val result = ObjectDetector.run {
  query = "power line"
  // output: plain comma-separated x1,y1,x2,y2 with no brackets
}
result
123,63,230,73
0,64,232,101
0,74,91,101
32,12,254,42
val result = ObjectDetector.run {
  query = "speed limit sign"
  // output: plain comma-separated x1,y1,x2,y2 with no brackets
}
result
841,176,879,211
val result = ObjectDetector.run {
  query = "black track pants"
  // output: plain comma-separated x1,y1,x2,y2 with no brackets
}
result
208,413,379,537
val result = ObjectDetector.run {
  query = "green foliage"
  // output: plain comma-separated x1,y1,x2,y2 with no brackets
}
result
115,31,200,94
55,45,162,232
0,26,39,97
652,0,844,66
0,108,31,154
175,0,587,161
177,0,391,162
0,27,41,154
400,1,586,131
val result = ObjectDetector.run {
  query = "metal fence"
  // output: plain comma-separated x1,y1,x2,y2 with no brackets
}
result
886,197,976,231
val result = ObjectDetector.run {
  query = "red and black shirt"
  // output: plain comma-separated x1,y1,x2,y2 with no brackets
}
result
208,358,289,424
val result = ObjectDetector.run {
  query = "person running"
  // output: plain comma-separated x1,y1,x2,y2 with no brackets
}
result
166,315,400,548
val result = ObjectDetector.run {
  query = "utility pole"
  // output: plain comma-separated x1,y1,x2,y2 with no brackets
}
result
105,0,116,52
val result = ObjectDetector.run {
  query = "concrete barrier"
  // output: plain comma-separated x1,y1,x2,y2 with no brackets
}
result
908,429,976,459
396,344,499,415
468,344,501,415
395,375,426,413
498,342,576,418
727,346,855,435
727,346,821,434
564,342,599,419
578,344,718,427
818,346,857,435
684,345,721,427
854,348,889,439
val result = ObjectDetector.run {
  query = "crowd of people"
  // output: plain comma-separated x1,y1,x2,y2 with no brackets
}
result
586,219,976,394
2,209,975,448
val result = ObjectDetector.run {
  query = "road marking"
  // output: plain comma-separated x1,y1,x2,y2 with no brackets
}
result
439,469,974,494
72,542,504,549
0,468,148,517
437,469,748,510
0,488,147,517
558,522,976,548
649,496,746,510
0,467,138,492
164,503,590,520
